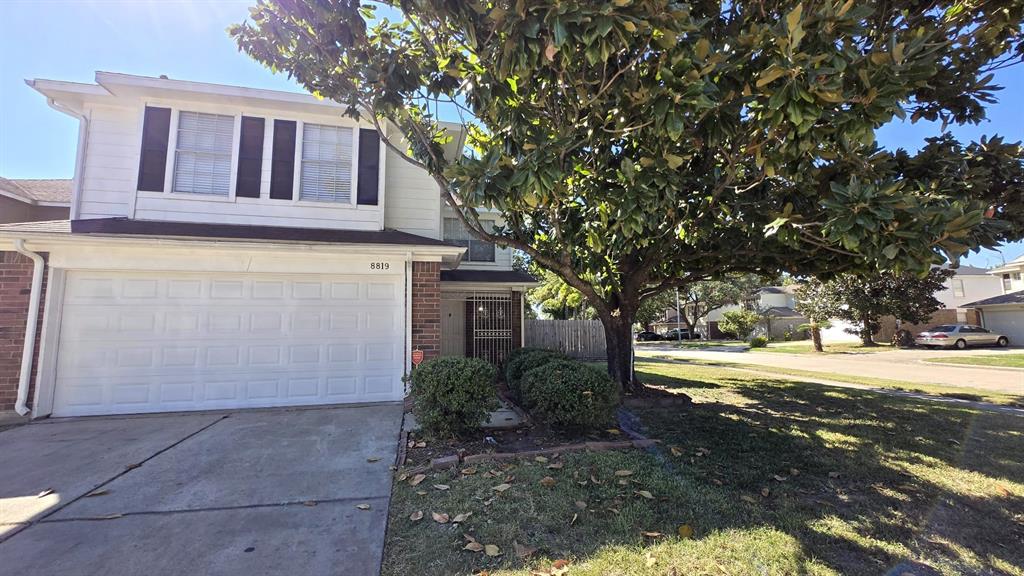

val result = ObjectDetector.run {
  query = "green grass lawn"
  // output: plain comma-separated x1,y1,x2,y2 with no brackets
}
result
750,340,894,354
662,357,1024,407
924,353,1024,369
382,361,1024,576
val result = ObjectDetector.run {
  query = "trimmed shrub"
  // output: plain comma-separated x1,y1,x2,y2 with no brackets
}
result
520,359,618,430
410,357,498,437
504,349,565,400
749,335,769,348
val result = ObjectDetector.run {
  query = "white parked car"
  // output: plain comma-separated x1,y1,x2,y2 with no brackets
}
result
915,324,1010,350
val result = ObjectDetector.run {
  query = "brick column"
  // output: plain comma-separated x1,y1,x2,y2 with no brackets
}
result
0,251,48,412
511,291,523,351
411,261,441,363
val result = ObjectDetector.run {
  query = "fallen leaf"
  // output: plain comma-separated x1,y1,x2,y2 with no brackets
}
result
355,503,371,510
547,462,564,470
590,475,602,484
514,540,537,558
409,510,424,521
407,439,416,448
461,467,478,475
790,468,800,476
415,441,427,448
397,473,408,482
570,513,578,525
453,512,473,523
670,446,683,457
304,500,318,507
95,513,124,520
484,544,501,557
124,463,141,470
607,428,622,435
539,476,557,488
678,524,694,539
492,483,512,493
86,489,109,497
761,487,771,497
464,541,484,552
433,484,451,491
614,470,634,477
534,456,549,463
636,490,654,500
773,474,787,482
416,490,427,496
432,512,450,524
740,495,757,504
367,457,381,463
409,474,427,486
641,531,663,537
645,551,657,567
575,500,587,510
37,489,54,498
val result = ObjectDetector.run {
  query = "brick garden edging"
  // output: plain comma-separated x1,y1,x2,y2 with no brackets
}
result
416,438,658,472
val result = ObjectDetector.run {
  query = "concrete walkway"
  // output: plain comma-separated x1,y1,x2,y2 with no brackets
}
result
0,403,403,576
638,344,1024,395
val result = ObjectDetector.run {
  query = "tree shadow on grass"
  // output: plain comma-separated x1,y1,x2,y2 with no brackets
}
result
630,365,1024,576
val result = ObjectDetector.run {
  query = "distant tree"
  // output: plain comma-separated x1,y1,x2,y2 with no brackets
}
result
798,269,955,346
720,309,762,341
676,275,764,334
635,291,675,330
794,280,842,352
528,269,595,320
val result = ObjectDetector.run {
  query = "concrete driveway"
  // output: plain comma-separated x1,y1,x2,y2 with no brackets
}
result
638,344,1024,395
0,404,403,576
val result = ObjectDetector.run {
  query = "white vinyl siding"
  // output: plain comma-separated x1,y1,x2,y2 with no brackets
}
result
300,123,354,203
172,111,235,195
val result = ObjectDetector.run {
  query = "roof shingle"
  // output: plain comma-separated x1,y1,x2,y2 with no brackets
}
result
0,178,72,204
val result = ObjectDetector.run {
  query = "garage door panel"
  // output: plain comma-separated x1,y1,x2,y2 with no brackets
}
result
983,309,1023,344
53,270,405,417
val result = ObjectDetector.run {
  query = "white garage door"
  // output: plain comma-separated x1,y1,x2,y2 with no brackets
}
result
52,270,405,417
982,307,1024,346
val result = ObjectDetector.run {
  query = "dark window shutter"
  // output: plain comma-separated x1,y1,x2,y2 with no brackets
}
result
137,106,171,192
236,116,265,198
270,120,297,200
357,129,380,205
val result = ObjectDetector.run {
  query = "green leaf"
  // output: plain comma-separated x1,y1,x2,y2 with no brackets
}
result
664,153,684,169
694,38,710,60
756,67,787,88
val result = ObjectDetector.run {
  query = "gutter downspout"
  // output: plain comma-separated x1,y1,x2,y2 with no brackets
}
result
13,240,44,416
33,85,88,220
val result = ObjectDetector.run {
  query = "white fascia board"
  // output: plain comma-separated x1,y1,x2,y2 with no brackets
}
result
0,232,465,262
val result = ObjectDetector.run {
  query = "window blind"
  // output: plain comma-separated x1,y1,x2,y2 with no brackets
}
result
300,123,353,203
172,111,234,195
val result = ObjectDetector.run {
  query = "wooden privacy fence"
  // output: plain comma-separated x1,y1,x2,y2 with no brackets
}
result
525,319,607,360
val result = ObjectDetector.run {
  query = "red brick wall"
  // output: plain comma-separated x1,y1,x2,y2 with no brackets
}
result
411,261,441,363
0,251,48,412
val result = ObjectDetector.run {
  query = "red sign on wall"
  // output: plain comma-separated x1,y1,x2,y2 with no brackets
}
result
411,349,424,366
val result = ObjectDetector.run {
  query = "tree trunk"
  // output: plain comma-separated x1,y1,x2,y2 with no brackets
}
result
860,315,875,346
599,312,638,395
810,321,823,352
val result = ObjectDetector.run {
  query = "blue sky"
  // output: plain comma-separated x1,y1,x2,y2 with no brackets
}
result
1,0,1021,267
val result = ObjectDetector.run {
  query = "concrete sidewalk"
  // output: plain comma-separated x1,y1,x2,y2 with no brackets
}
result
0,403,403,576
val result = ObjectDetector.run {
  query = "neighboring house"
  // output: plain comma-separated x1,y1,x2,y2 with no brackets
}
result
990,254,1024,294
960,255,1024,345
0,177,71,223
933,264,1003,309
0,71,534,419
652,285,807,339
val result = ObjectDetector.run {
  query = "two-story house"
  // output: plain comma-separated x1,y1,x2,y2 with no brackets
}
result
961,255,1024,345
0,72,533,419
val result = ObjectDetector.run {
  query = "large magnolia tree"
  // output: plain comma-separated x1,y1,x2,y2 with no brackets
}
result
232,0,1023,391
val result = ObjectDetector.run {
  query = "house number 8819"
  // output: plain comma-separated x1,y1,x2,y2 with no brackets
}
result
370,262,390,271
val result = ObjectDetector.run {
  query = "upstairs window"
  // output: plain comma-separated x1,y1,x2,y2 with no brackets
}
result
172,111,235,195
300,123,353,203
444,217,496,262
952,279,965,298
